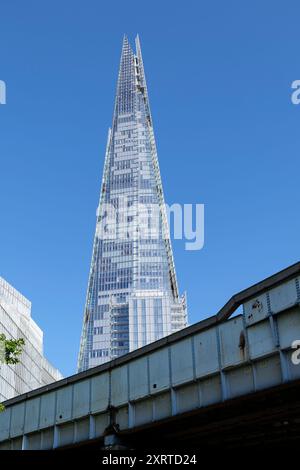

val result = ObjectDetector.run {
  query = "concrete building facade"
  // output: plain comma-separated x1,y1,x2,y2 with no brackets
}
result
0,276,62,401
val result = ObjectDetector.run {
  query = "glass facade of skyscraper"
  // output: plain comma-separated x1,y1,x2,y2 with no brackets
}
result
78,36,187,371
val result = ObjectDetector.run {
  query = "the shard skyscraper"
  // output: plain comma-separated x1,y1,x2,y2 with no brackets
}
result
78,36,187,371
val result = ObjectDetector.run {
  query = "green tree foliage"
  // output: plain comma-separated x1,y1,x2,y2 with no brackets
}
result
0,334,25,364
0,334,25,412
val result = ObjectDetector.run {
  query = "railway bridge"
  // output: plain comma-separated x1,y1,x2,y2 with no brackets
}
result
1,262,300,450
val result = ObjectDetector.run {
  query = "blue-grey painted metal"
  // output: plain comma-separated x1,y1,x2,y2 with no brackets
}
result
1,264,300,449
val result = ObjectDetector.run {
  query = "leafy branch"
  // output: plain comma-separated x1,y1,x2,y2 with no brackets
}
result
0,334,25,365
0,334,25,412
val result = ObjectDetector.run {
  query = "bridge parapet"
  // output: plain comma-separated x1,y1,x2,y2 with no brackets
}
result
1,262,300,449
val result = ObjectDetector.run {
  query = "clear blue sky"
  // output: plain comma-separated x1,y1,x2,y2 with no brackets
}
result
0,0,299,377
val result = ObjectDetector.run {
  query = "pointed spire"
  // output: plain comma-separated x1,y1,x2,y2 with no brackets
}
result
135,33,140,49
122,34,130,51
135,34,152,124
78,34,186,372
120,33,134,59
114,35,135,117
135,34,179,299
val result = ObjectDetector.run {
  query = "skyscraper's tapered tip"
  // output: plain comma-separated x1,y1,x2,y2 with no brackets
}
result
78,33,186,372
122,34,132,49
121,34,133,54
135,34,141,48
121,34,141,54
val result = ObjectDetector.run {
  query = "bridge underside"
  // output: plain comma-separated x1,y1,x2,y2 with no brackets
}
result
73,379,300,450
